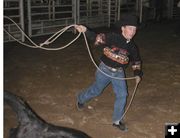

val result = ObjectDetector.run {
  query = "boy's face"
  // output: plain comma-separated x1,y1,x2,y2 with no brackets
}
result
121,25,137,41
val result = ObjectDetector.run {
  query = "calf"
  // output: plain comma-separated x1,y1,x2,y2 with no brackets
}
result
4,91,91,138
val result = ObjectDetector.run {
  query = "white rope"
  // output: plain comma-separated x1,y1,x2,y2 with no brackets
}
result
4,16,136,80
82,32,136,80
4,16,39,48
83,31,139,121
4,16,81,50
4,28,38,48
4,16,140,121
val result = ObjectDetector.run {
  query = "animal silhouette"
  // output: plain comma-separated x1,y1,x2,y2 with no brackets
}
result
4,91,91,138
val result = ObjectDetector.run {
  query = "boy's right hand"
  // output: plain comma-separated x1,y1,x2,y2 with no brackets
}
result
75,25,87,33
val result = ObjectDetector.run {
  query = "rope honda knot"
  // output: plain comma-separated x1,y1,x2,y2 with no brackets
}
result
39,41,50,47
4,16,140,121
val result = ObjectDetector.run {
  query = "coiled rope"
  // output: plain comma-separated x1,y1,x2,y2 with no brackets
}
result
4,16,140,121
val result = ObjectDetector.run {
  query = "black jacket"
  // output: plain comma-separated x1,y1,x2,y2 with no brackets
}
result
85,29,143,77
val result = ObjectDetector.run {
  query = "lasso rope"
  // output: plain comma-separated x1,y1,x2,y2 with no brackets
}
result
4,16,139,121
4,16,81,50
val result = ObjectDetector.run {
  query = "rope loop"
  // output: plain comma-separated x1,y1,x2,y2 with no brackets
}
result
4,16,137,80
4,16,140,120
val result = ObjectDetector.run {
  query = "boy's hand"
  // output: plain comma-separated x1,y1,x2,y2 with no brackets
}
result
135,76,141,84
75,25,87,33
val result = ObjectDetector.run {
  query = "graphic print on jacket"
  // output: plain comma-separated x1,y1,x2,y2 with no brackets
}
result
103,46,129,64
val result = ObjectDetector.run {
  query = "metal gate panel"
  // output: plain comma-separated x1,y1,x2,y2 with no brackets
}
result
109,0,138,25
4,0,25,42
4,0,143,43
172,0,180,19
27,0,76,37
77,0,110,27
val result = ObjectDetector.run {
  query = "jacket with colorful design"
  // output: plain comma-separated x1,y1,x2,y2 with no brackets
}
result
85,29,143,77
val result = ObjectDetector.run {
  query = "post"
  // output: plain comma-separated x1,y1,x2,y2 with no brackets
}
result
139,0,143,23
27,0,32,36
108,0,111,27
77,0,80,24
19,0,25,42
52,0,55,20
117,0,121,20
73,0,77,25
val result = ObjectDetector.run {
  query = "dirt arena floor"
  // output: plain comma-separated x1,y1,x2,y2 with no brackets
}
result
4,21,180,138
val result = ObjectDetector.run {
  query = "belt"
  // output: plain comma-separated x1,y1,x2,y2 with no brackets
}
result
102,62,123,72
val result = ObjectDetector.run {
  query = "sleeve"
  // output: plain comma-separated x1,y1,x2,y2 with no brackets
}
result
85,29,111,46
85,29,97,42
129,42,143,77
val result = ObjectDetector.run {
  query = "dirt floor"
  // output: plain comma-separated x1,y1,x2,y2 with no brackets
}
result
4,21,180,138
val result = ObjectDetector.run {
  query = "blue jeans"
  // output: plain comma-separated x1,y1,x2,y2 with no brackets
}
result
77,62,128,123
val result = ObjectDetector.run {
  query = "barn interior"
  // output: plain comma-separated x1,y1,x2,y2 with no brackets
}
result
3,0,180,138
